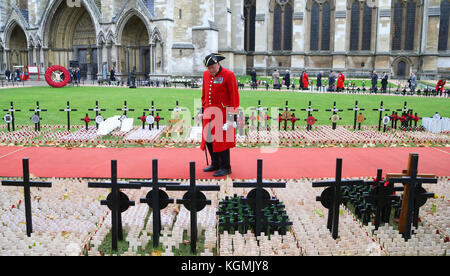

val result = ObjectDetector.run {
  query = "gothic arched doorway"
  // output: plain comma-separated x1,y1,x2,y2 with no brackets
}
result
44,2,97,80
7,23,28,70
119,14,150,78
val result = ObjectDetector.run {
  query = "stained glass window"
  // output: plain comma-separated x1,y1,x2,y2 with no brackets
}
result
349,2,360,51
392,1,403,50
283,4,293,50
310,3,320,51
404,0,416,50
273,5,282,51
321,2,331,51
361,3,373,50
438,0,450,51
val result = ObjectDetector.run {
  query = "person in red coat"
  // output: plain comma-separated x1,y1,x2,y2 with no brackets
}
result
301,71,309,90
436,79,446,96
201,53,240,177
336,72,345,92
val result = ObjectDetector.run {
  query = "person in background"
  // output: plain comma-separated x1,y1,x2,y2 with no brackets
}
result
371,70,378,93
272,69,280,90
381,72,389,93
301,71,309,90
317,71,322,91
336,72,345,92
328,71,335,92
5,68,11,81
250,68,257,89
436,79,446,97
284,70,291,90
410,72,417,93
110,66,116,82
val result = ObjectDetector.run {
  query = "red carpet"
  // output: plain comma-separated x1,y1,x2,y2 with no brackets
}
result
0,146,448,179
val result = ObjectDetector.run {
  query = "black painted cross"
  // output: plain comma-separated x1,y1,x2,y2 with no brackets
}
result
279,101,296,131
363,169,400,230
3,101,21,131
144,101,163,130
301,101,319,131
138,112,147,130
372,101,390,131
166,162,220,254
326,101,343,130
59,101,78,131
29,101,47,131
116,100,135,117
88,101,106,129
129,159,180,248
387,154,437,240
1,158,52,237
88,160,141,251
348,100,365,131
233,159,286,236
312,158,364,239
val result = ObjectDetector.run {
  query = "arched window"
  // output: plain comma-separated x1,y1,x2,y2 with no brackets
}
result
310,3,320,51
244,0,256,52
391,0,419,51
349,2,360,51
438,0,450,51
321,2,331,51
309,0,333,51
272,0,293,51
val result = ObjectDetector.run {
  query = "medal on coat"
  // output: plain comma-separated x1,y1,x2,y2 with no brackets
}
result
214,77,224,84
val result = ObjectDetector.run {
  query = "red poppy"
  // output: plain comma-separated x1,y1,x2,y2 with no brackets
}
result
83,116,91,124
155,115,161,122
140,115,146,122
400,116,407,122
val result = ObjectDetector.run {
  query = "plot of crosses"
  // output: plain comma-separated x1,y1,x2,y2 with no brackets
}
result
88,101,106,129
144,100,163,130
301,101,319,131
29,101,47,131
326,101,343,130
386,153,437,240
233,159,286,237
250,100,267,131
278,100,296,131
348,100,365,131
312,158,364,239
3,101,21,131
372,101,390,131
166,162,220,254
1,158,52,237
116,100,135,117
88,160,141,251
130,159,180,248
59,101,78,131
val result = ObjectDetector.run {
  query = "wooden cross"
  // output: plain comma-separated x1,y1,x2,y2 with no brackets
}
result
80,113,92,131
88,160,141,251
386,153,437,240
363,169,400,230
88,101,106,129
59,101,78,131
372,101,390,131
396,101,410,113
130,159,180,248
3,101,21,131
278,100,296,131
301,101,319,131
116,100,135,117
233,159,286,236
168,100,188,118
312,158,364,239
166,162,220,254
29,101,47,131
144,100,162,130
1,158,52,237
326,101,343,130
250,100,267,130
348,100,365,131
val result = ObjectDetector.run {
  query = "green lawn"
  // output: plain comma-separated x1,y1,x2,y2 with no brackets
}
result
0,86,448,127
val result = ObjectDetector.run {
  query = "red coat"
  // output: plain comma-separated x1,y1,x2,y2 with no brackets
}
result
436,80,446,92
337,74,345,89
302,73,309,88
201,67,240,153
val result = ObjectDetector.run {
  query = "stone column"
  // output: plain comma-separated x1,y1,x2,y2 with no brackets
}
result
254,0,269,75
332,1,346,72
375,0,392,74
97,42,103,80
106,44,112,70
0,46,4,73
422,0,440,78
291,0,306,72
231,0,246,75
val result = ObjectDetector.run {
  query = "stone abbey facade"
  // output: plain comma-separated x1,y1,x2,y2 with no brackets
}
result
0,0,449,80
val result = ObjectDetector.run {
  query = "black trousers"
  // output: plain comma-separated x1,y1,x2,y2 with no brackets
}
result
206,142,231,170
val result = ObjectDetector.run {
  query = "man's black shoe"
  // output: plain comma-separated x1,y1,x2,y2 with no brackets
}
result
213,169,232,177
203,165,219,172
